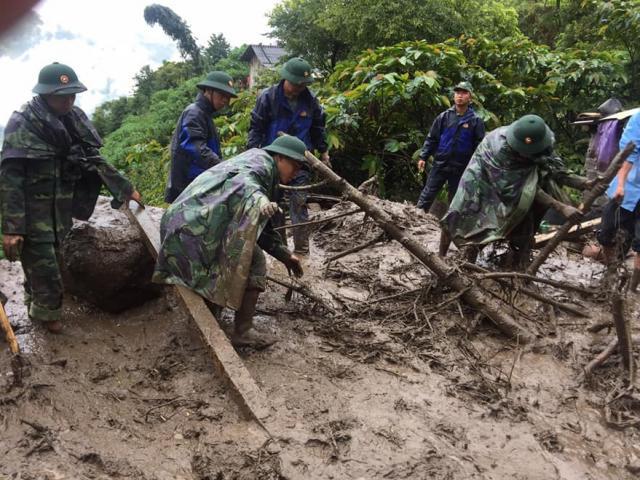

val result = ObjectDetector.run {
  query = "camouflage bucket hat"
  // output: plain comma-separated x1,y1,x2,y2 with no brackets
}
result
264,135,309,165
280,57,314,85
506,114,553,156
197,71,238,97
33,62,87,95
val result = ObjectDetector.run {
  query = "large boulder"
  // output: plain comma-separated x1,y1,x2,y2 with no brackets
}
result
61,197,163,312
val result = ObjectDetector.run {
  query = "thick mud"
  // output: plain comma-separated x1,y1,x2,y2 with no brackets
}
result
2,199,640,479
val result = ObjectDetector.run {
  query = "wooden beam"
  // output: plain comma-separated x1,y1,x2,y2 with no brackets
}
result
123,203,274,430
534,218,601,247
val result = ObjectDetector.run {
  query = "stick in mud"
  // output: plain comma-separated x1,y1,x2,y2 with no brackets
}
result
325,232,387,264
304,151,536,343
463,263,590,318
612,291,634,377
273,208,362,232
527,142,635,275
266,275,336,314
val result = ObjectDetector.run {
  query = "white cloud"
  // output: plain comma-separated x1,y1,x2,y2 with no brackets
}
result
0,0,279,127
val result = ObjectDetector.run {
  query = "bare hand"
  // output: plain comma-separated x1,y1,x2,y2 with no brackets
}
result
417,159,426,172
260,201,282,219
284,254,304,277
129,190,144,208
613,186,625,203
3,234,24,261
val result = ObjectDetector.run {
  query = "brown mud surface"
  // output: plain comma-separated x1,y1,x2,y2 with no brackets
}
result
2,199,640,479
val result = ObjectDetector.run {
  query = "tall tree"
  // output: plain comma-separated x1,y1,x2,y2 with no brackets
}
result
143,4,202,72
203,33,231,69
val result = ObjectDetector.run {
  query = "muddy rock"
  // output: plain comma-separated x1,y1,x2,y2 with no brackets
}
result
61,197,162,312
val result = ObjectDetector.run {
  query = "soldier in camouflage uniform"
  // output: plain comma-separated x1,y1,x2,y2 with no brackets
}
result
154,135,305,348
442,114,596,267
0,62,141,333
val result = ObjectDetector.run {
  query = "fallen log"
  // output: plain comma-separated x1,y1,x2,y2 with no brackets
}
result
534,218,601,247
527,142,635,275
305,151,535,343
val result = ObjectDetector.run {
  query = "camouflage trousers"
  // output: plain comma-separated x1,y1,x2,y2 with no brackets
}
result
247,246,267,292
20,241,63,322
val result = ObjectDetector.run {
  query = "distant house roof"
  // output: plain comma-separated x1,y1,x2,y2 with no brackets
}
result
241,44,287,67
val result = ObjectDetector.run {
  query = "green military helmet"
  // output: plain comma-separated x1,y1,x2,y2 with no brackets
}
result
264,134,309,165
197,71,237,97
280,57,314,85
453,81,474,95
33,62,87,95
506,114,553,156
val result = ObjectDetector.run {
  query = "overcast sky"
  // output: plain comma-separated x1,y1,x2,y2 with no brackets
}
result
0,0,279,133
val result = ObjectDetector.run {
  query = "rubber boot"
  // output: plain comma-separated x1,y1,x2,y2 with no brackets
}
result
438,230,452,257
630,254,640,292
231,289,277,349
293,227,310,255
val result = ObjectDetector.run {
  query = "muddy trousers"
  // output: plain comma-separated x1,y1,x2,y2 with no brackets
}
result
235,248,267,333
20,240,63,322
288,169,311,253
416,166,461,213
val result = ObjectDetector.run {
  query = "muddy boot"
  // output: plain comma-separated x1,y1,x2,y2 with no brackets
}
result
463,245,479,264
438,230,452,257
293,227,309,255
231,289,277,349
44,320,63,334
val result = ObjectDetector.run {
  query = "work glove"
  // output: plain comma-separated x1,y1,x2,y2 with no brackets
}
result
260,201,282,219
283,254,304,278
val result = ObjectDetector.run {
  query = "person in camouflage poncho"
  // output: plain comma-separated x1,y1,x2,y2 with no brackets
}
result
153,135,305,348
442,115,594,266
0,62,140,332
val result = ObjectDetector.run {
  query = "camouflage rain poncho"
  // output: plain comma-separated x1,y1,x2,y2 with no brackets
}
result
0,95,133,242
442,126,570,246
153,148,291,310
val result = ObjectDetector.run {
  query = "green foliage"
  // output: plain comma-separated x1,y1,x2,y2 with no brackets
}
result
321,37,627,199
116,140,170,206
268,0,521,69
211,45,250,82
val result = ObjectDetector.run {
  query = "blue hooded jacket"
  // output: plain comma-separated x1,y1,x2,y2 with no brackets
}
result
165,93,222,202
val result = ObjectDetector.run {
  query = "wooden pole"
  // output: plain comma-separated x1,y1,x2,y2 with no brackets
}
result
0,302,19,355
527,142,635,275
304,151,535,343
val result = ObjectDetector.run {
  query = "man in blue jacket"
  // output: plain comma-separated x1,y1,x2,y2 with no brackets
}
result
165,71,237,203
416,81,485,255
247,57,329,254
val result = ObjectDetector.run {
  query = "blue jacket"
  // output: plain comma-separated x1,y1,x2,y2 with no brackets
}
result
165,93,222,202
247,80,328,152
419,106,485,173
